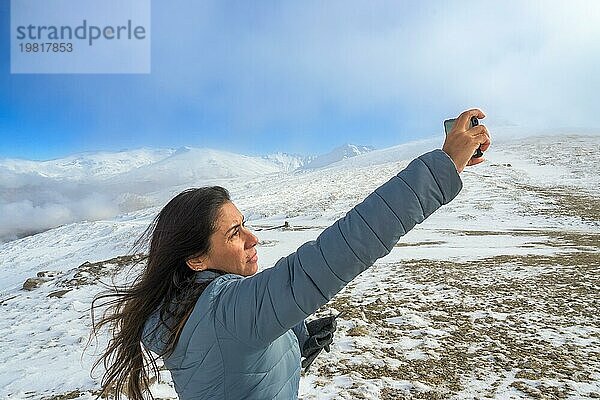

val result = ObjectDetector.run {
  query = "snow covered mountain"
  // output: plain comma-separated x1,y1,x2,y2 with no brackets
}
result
0,148,175,181
113,146,282,185
301,144,375,170
1,135,599,399
261,152,314,172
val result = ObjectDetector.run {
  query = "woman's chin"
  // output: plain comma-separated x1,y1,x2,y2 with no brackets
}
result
246,262,259,276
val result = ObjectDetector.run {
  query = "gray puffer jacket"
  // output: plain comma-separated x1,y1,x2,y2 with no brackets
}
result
142,149,462,399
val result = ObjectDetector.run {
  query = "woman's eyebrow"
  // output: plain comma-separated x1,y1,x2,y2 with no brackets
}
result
225,216,245,235
225,224,239,235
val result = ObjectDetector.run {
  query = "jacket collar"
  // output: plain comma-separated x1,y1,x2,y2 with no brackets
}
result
194,269,225,284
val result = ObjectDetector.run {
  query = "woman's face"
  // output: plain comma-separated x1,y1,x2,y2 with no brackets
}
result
201,201,259,276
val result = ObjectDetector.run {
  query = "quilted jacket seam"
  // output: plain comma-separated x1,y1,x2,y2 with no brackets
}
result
316,238,349,284
214,318,227,399
295,253,328,308
373,190,406,234
265,282,287,331
354,207,390,252
272,357,300,399
418,156,446,204
335,220,369,267
395,174,425,219
212,277,265,349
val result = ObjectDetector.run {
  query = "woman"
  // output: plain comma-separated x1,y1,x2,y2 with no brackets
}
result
90,109,490,399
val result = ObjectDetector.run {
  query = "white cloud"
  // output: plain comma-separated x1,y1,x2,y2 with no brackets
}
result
0,179,120,241
150,0,600,133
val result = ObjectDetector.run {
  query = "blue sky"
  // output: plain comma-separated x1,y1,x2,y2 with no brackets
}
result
1,0,600,160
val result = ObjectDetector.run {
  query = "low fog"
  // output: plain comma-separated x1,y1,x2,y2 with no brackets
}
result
0,173,153,242
0,149,176,242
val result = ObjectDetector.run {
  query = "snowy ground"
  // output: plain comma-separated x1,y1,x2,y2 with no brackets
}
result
0,135,598,399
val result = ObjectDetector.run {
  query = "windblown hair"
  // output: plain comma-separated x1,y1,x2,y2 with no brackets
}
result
88,186,231,400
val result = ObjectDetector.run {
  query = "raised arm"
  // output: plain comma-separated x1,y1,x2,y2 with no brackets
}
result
211,149,463,347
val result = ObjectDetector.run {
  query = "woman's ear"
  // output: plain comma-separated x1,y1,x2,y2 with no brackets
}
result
186,256,205,271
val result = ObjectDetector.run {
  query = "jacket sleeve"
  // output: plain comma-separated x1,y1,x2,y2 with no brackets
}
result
291,320,309,351
211,149,462,347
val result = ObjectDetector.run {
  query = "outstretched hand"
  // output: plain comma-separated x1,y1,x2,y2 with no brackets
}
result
442,109,491,173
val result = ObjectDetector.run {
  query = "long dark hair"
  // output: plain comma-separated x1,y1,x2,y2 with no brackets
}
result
88,186,231,400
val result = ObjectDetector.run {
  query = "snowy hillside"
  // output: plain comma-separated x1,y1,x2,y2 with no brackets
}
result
0,134,599,399
302,144,375,170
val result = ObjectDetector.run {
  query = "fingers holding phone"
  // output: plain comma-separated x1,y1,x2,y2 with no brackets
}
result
442,108,491,173
470,124,491,152
464,125,491,167
455,108,485,131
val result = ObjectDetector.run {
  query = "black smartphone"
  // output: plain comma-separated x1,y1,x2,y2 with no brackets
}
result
443,116,483,158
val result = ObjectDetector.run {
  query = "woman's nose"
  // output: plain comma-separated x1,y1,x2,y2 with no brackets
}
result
244,228,258,248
